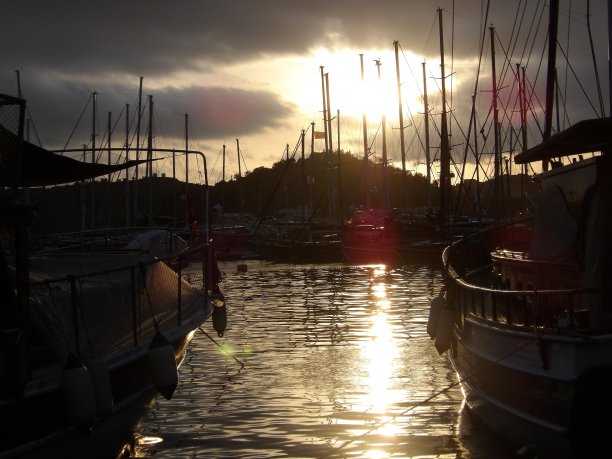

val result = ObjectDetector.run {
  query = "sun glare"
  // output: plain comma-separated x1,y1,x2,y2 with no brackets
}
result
289,47,427,127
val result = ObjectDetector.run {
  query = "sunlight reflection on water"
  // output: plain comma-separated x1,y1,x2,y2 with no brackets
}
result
130,260,517,459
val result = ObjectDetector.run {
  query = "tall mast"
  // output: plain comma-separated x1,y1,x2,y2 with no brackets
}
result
490,25,503,219
134,77,143,224
422,61,432,211
185,113,189,230
147,95,153,226
360,54,370,208
15,69,22,98
519,64,528,207
325,72,335,220
125,103,130,227
471,94,481,216
543,0,559,171
609,0,612,113
394,41,408,211
185,113,189,184
438,8,450,227
236,138,243,214
300,129,306,227
222,144,226,182
107,111,112,227
319,66,329,156
236,138,241,177
136,77,143,177
375,58,389,212
310,121,315,155
336,108,343,219
91,91,97,229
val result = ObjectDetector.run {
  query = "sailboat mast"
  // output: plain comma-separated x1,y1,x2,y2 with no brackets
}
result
519,64,528,207
185,113,189,185
438,8,450,227
185,113,189,230
236,138,243,215
147,95,153,226
325,72,335,220
490,25,503,219
91,91,97,229
301,129,306,227
422,61,432,211
125,103,130,227
337,108,343,219
609,0,612,113
375,59,389,212
360,54,370,208
319,66,329,156
107,111,112,227
222,144,226,182
543,0,559,171
236,138,241,177
394,41,408,211
471,94,481,216
136,77,142,178
134,77,143,225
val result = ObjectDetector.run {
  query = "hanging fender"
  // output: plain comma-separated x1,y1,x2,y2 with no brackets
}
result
147,332,178,400
61,354,97,432
88,359,114,417
211,290,227,338
434,306,456,355
427,293,445,340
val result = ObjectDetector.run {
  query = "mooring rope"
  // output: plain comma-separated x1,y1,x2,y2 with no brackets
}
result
316,335,539,458
198,326,245,369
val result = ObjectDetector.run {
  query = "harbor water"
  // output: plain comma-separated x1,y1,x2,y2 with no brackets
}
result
129,260,519,458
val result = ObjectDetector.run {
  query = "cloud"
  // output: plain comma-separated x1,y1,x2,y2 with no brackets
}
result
1,0,609,173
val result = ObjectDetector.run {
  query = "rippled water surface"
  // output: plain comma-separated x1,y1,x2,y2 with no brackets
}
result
131,260,518,458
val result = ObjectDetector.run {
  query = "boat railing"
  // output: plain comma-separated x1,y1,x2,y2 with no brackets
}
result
443,218,596,331
22,240,218,379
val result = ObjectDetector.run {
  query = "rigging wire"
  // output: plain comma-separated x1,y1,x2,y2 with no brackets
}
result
61,93,92,154
586,0,606,116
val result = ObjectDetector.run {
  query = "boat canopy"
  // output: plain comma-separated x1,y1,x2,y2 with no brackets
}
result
0,125,148,187
515,117,612,164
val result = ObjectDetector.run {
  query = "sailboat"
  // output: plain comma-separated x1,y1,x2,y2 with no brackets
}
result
430,1,612,456
0,92,224,458
343,19,474,267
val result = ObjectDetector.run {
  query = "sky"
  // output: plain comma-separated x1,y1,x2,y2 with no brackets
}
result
1,0,609,185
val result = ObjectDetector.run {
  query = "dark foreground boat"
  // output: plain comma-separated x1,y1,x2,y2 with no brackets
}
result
0,93,225,458
430,117,612,458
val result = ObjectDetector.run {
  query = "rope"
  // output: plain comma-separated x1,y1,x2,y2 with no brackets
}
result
316,334,539,458
198,326,245,369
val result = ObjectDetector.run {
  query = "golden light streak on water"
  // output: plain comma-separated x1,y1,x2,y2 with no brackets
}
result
130,261,521,459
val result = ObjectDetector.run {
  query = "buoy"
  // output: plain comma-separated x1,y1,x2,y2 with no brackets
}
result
427,294,445,339
237,263,248,273
434,307,456,355
61,354,97,431
147,332,178,400
88,359,114,417
212,291,228,337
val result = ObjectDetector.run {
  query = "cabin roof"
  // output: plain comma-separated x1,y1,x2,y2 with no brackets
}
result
515,117,612,164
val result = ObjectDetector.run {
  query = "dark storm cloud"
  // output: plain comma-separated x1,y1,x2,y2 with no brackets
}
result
0,72,294,149
2,1,531,76
1,0,609,155
2,0,402,76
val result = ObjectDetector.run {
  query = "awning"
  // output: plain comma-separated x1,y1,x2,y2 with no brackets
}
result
0,125,148,187
515,117,612,164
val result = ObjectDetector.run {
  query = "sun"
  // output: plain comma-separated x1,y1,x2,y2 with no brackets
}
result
290,47,427,128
